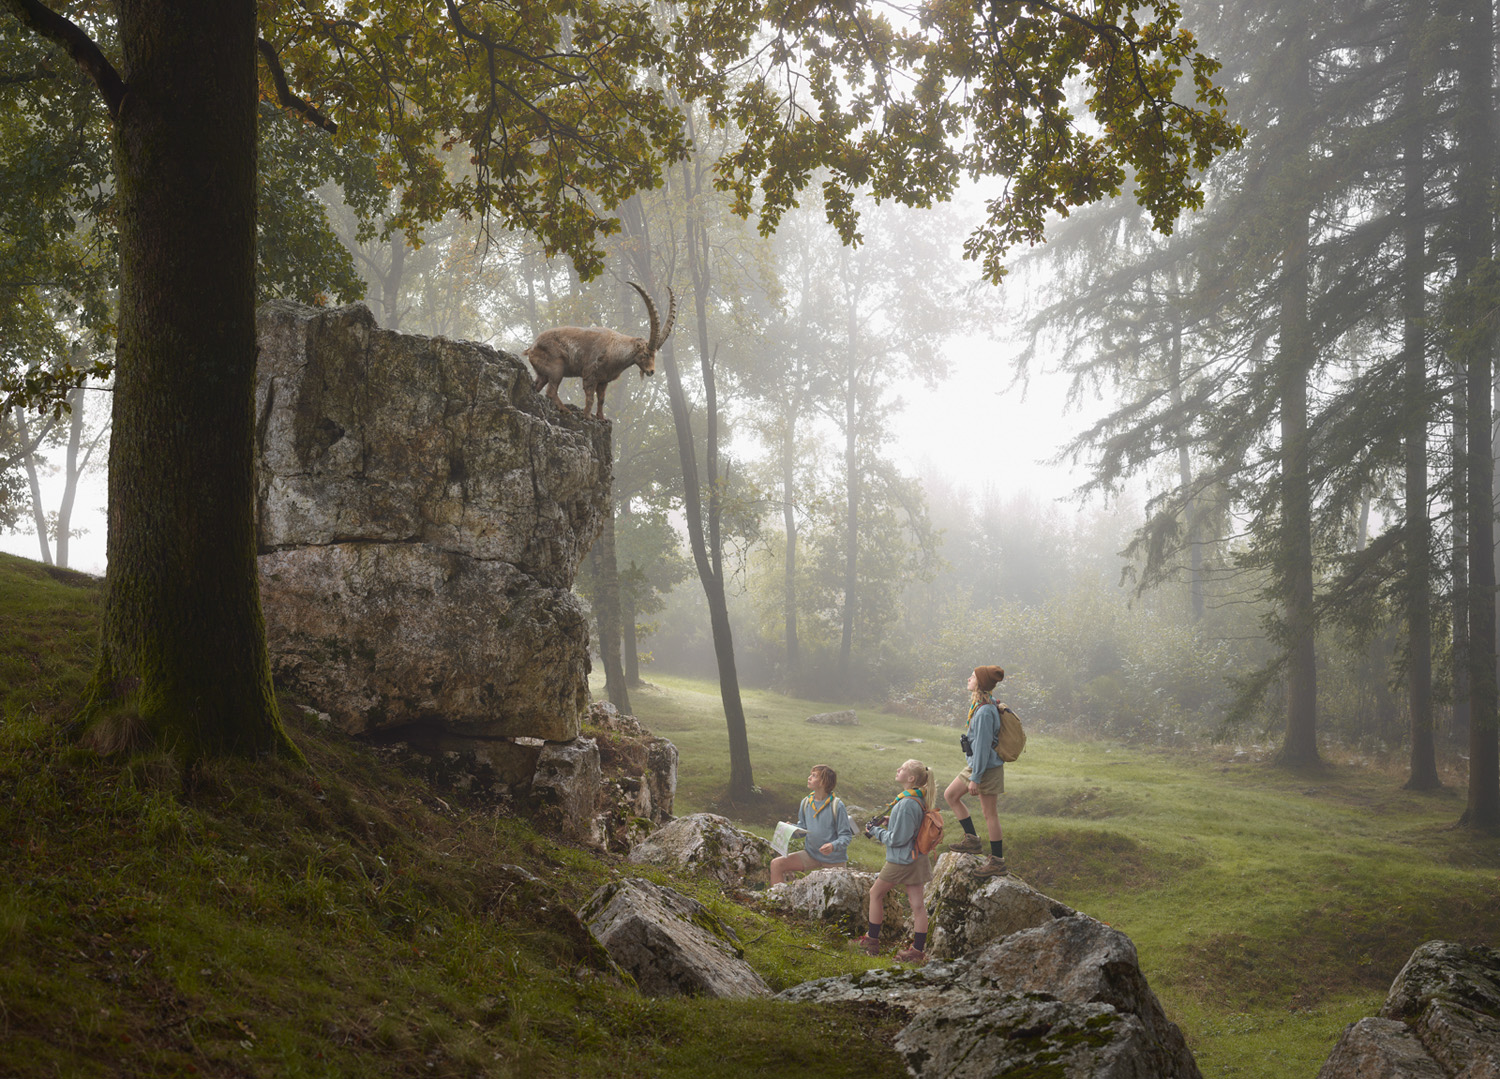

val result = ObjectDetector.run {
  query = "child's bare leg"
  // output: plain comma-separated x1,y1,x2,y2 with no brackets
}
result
944,772,970,818
905,884,928,934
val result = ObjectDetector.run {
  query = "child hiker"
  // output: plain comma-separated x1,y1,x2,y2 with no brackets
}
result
944,664,1009,877
857,758,934,964
769,764,854,885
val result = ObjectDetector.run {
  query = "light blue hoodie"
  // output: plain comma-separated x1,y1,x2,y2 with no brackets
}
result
966,699,1006,785
797,793,854,865
870,793,925,865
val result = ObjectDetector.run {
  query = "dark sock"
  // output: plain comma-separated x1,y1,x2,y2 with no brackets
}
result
868,923,882,940
914,932,927,951
959,817,977,836
991,840,1004,859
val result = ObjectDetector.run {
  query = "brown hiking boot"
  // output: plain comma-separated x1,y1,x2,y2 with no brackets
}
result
945,833,982,854
973,856,1010,878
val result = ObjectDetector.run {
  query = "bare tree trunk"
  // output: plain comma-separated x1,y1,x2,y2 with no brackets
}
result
1456,0,1498,830
1402,7,1439,790
1276,14,1320,768
15,408,53,566
592,499,630,714
619,499,641,686
781,413,800,679
1167,305,1204,622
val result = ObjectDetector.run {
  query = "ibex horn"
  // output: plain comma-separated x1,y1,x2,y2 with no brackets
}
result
630,281,676,351
628,282,660,350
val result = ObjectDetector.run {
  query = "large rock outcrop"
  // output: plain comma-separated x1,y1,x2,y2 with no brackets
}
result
254,301,609,741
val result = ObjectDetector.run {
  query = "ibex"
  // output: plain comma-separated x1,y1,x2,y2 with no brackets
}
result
525,282,676,420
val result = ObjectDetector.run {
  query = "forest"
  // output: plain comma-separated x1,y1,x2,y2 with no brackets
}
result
1,0,1497,832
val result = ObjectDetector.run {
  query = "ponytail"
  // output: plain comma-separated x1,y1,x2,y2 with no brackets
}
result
901,759,934,806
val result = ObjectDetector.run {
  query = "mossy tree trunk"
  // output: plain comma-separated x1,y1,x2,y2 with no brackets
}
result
90,0,297,763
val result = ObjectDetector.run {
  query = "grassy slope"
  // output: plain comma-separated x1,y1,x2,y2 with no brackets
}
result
4,549,1496,1078
0,554,908,1079
628,672,1500,1079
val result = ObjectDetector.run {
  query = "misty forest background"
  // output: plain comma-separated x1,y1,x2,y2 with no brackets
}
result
5,0,1500,827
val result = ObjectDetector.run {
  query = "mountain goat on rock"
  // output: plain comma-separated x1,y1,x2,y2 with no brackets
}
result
525,282,676,420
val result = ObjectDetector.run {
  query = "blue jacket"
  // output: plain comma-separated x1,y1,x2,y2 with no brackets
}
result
797,794,854,865
870,793,925,865
966,700,1006,785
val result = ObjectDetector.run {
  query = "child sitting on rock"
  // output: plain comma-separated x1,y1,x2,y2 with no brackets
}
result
769,764,854,885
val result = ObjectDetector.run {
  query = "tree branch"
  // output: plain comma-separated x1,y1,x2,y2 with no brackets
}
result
256,37,337,134
2,0,125,117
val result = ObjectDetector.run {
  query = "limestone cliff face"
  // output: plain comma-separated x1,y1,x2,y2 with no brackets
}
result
253,301,609,741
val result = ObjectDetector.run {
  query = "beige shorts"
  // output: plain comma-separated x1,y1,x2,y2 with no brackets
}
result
962,763,1005,795
877,854,933,886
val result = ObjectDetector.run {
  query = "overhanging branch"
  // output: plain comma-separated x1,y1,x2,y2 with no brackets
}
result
2,0,125,118
257,37,337,134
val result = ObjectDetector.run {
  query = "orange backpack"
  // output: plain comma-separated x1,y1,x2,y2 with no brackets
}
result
912,799,945,856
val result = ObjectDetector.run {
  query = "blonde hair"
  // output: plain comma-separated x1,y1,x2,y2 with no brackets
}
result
899,758,933,804
811,764,837,795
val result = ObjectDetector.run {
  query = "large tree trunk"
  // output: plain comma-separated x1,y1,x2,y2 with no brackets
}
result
1455,0,1499,830
1275,14,1320,768
89,0,296,762
1401,9,1440,791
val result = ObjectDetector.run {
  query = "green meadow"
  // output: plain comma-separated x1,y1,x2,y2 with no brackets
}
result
630,672,1500,1077
3,551,1496,1078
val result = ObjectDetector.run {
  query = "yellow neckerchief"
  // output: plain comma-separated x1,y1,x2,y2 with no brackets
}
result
804,791,834,819
966,693,994,735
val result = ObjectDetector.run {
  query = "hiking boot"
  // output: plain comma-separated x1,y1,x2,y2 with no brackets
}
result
855,934,881,956
894,946,927,965
973,856,1010,878
945,833,982,854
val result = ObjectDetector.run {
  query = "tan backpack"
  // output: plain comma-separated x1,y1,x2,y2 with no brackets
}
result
994,703,1027,762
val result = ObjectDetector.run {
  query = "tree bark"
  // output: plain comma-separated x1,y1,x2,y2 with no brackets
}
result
1455,0,1498,830
90,0,297,762
1275,11,1320,768
781,410,800,680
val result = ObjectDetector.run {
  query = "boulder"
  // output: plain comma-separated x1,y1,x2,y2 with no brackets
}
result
1316,940,1500,1079
254,300,609,739
895,992,1161,1079
1316,1018,1448,1079
580,878,771,999
531,738,603,844
806,710,859,726
966,916,1201,1078
763,867,905,936
627,813,773,884
926,852,1075,959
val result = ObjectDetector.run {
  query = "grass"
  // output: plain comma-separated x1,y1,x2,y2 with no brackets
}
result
0,553,909,1078
4,549,1496,1078
622,671,1500,1078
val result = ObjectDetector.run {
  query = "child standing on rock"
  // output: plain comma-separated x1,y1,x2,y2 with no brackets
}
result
857,758,935,964
770,765,854,885
944,664,1010,877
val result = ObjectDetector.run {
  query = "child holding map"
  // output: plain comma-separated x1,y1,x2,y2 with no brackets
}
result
769,765,854,885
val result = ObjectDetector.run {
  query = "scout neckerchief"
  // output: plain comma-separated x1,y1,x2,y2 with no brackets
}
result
966,692,995,736
805,791,835,819
877,787,924,820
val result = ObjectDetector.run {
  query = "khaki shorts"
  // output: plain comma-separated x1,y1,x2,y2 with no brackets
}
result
877,854,933,886
962,763,1005,795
